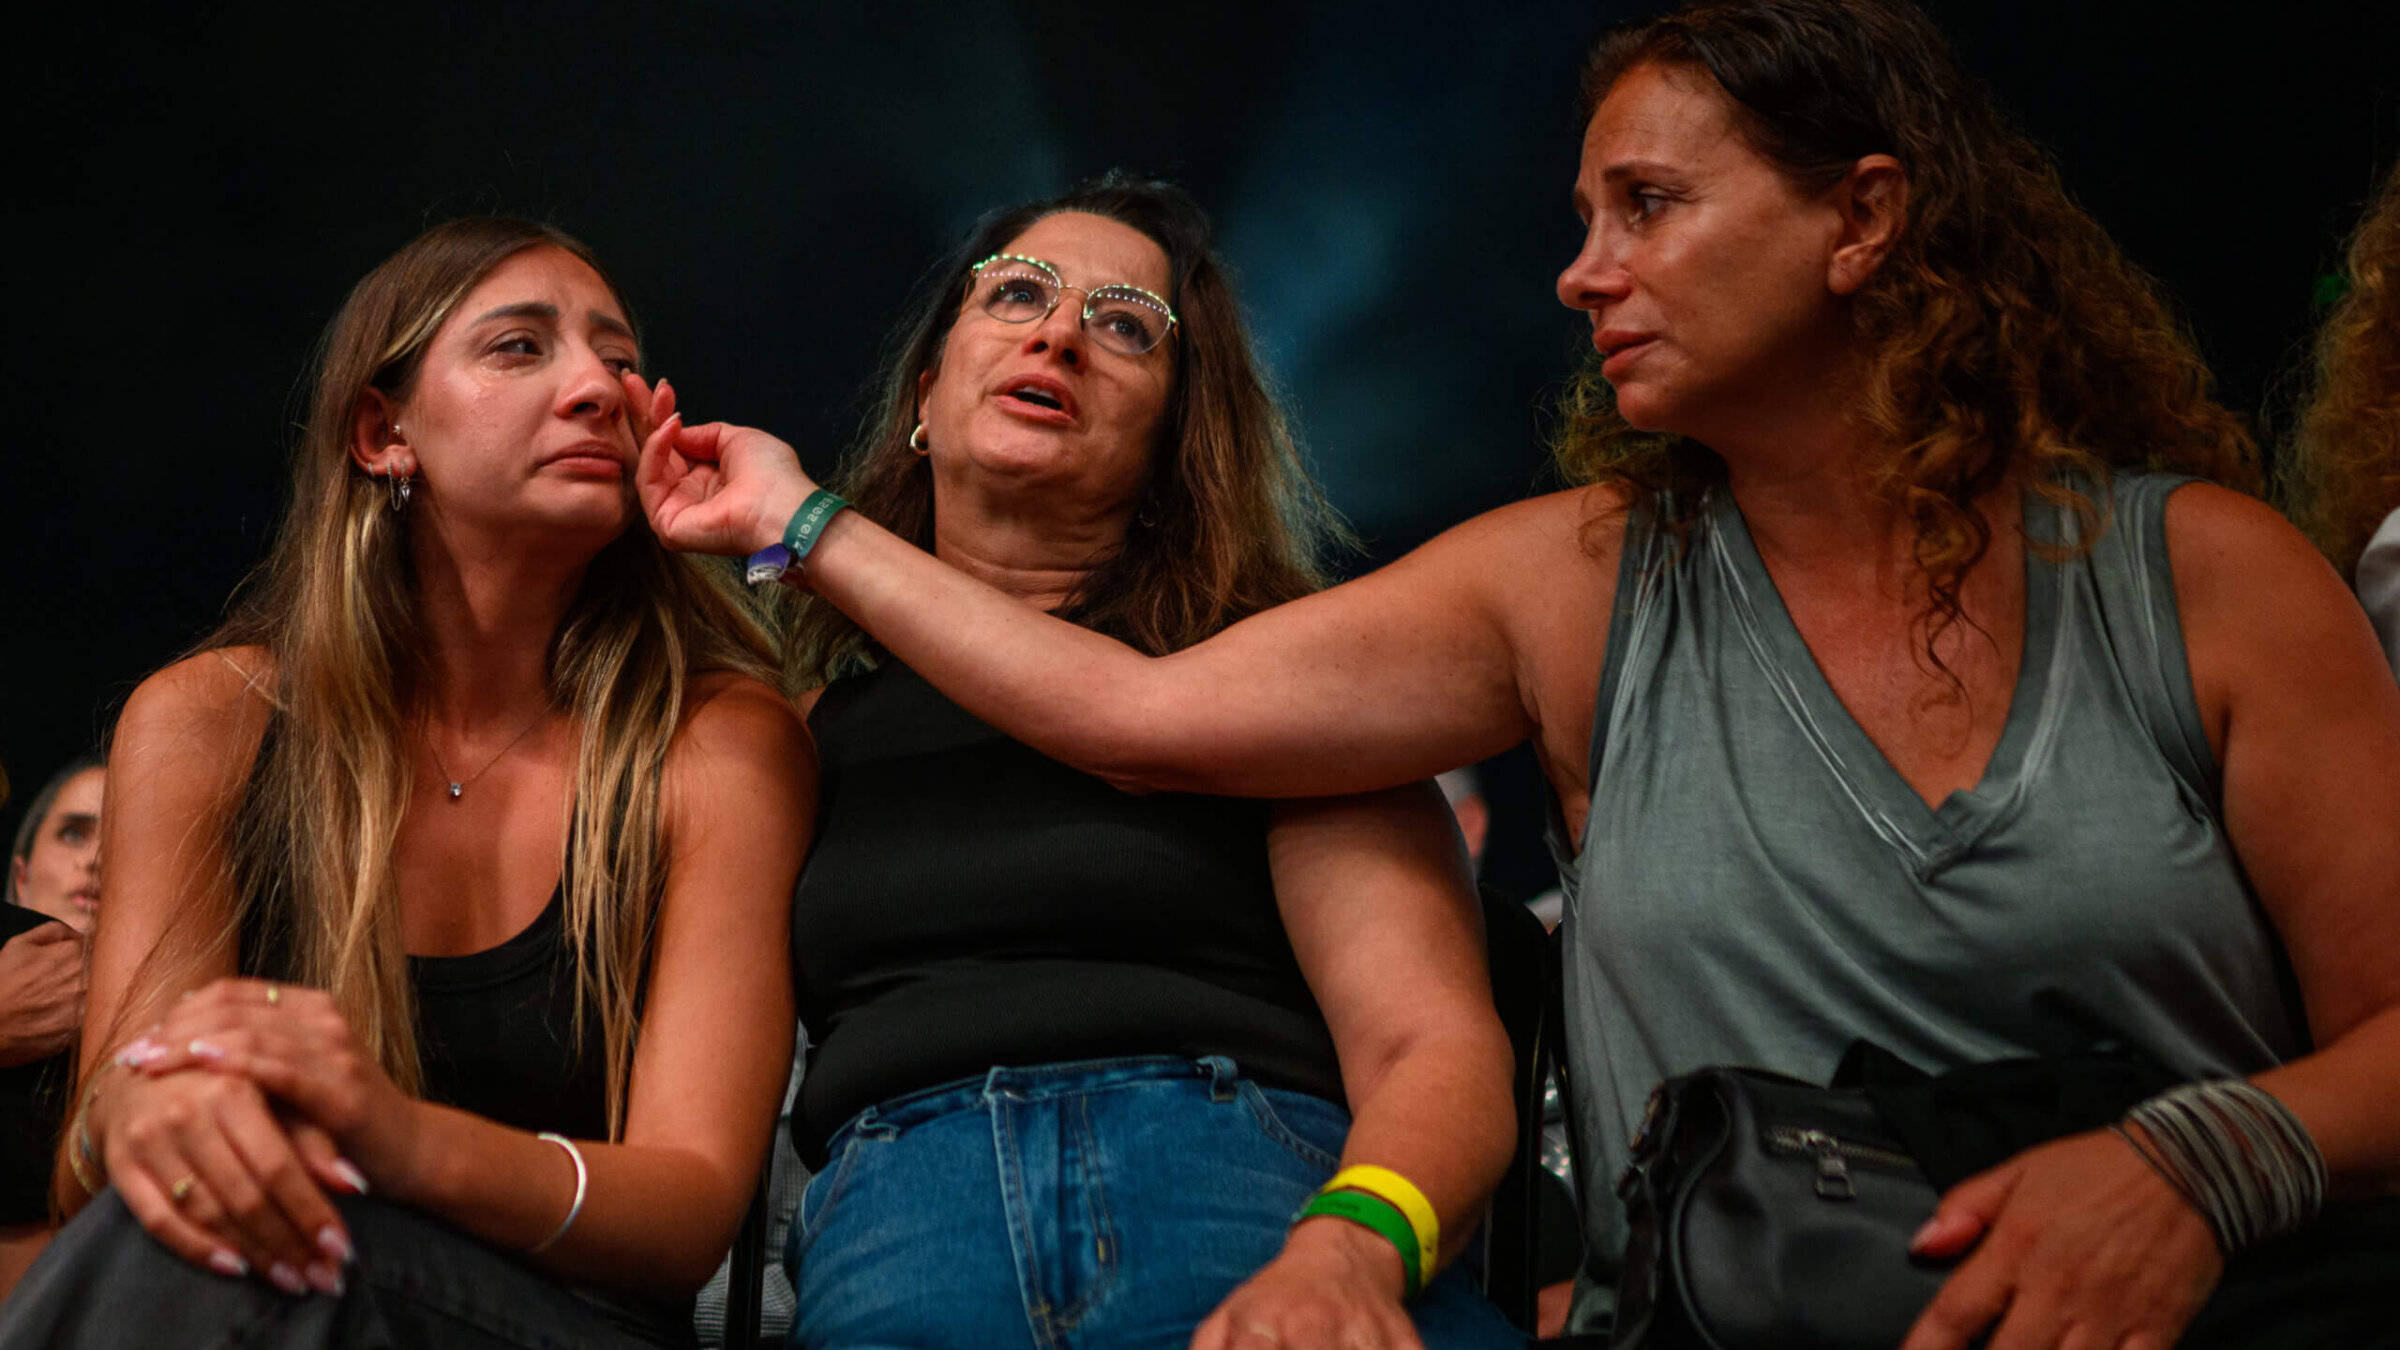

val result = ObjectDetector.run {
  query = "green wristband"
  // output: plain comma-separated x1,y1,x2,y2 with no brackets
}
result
782,489,850,562
744,490,852,586
1296,1188,1424,1298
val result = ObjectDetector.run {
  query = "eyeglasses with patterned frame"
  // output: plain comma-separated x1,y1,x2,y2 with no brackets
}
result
967,253,1179,356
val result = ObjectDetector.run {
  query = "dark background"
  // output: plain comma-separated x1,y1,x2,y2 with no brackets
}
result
4,1,2393,898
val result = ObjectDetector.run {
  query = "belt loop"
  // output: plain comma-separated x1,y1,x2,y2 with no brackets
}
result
1199,1055,1240,1102
982,1064,1018,1103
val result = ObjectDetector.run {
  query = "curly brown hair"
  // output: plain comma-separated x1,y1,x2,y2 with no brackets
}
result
1555,0,2258,657
2286,159,2400,581
784,174,1348,683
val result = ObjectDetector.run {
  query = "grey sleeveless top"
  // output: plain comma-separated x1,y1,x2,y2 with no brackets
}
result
1555,472,2308,1282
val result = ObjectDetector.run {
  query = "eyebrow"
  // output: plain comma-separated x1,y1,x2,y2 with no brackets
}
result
53,812,97,833
468,301,637,342
1600,158,1678,184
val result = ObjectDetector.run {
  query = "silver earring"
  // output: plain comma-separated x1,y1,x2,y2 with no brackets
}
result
908,422,929,454
386,463,413,513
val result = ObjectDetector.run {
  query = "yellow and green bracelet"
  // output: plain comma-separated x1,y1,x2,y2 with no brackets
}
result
1295,1188,1423,1298
1326,1165,1440,1268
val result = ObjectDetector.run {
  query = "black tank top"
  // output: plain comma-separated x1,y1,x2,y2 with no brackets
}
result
234,717,609,1139
789,659,1347,1163
409,887,609,1140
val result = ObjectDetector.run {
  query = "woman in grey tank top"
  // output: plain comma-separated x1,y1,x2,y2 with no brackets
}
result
636,2,2400,1346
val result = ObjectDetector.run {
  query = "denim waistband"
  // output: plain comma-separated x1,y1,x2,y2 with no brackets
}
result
825,1055,1252,1154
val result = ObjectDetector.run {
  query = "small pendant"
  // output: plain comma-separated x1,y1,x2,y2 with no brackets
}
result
447,782,463,800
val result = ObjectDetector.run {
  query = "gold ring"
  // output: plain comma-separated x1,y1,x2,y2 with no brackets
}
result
264,984,281,1007
169,1174,197,1203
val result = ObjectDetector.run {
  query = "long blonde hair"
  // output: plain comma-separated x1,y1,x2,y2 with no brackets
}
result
176,219,775,1136
2286,159,2400,581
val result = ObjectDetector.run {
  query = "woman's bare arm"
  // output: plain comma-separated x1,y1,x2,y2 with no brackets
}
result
121,675,815,1294
635,404,1610,799
1904,485,2400,1350
2169,485,2400,1190
345,676,813,1292
1193,784,1514,1348
74,650,363,1285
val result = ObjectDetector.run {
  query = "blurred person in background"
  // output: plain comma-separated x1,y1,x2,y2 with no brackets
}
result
2286,156,2400,677
0,753,102,1297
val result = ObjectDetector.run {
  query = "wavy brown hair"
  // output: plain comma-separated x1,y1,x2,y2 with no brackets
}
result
784,174,1347,682
1556,0,2258,659
2286,159,2400,580
116,219,777,1139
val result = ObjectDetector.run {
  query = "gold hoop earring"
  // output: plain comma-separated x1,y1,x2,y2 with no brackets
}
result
908,423,929,455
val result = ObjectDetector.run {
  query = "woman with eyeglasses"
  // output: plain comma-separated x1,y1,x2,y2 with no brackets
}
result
0,218,811,1350
640,6,2400,1348
631,175,1522,1350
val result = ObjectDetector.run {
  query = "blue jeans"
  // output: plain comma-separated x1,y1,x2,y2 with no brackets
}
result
785,1056,1524,1350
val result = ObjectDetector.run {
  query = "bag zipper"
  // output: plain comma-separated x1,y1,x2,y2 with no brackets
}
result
1763,1126,1920,1200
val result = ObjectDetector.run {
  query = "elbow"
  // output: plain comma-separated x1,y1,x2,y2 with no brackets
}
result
1068,715,1197,796
1049,663,1215,795
1449,1049,1519,1195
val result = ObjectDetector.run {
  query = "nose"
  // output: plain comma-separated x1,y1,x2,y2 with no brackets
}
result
558,344,628,424
1021,297,1087,369
1555,224,1631,313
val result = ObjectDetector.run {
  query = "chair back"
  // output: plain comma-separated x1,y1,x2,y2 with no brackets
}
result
1478,885,1556,1332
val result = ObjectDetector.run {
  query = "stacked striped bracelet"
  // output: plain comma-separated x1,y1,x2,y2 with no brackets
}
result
1293,1165,1440,1299
745,489,851,586
2113,1079,2326,1254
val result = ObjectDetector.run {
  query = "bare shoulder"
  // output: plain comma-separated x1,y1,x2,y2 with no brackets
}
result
675,672,812,767
1410,484,1633,578
666,672,816,826
2163,484,2375,649
2163,483,2393,743
116,645,277,766
1371,483,1628,649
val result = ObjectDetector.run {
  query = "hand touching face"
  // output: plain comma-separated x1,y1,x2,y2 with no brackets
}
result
354,246,643,551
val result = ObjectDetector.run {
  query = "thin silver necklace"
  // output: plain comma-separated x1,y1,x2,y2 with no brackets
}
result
422,708,552,802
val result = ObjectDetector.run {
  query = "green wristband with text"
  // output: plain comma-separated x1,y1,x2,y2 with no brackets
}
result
782,489,850,562
745,490,852,586
1296,1188,1424,1298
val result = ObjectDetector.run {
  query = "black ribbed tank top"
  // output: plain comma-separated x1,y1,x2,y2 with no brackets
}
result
790,659,1346,1163
236,718,608,1140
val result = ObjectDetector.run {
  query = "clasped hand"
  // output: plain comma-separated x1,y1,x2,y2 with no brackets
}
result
101,978,416,1294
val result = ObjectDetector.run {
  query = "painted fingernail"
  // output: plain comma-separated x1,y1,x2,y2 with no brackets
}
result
188,1039,227,1062
1907,1217,1940,1253
317,1224,355,1265
268,1261,308,1296
330,1159,371,1196
207,1248,249,1278
305,1261,344,1296
115,1039,163,1068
